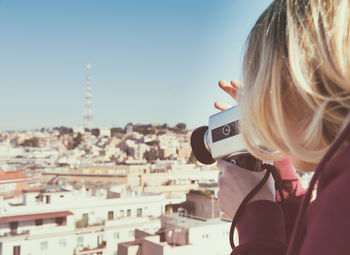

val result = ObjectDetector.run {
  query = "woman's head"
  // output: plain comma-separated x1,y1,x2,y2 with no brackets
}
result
240,0,350,170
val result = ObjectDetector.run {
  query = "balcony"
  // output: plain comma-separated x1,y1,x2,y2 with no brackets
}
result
0,229,30,237
75,218,105,229
75,241,106,255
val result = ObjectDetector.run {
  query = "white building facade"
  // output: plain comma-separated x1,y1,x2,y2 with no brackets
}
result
0,189,167,255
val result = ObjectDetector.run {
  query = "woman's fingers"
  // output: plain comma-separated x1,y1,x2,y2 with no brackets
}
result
230,80,243,89
214,101,232,111
218,80,243,101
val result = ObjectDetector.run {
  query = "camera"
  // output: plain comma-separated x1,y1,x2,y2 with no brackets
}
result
190,105,262,171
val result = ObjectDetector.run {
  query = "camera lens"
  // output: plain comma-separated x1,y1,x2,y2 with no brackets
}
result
190,126,215,164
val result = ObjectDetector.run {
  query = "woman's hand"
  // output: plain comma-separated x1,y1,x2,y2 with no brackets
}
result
217,160,276,219
215,80,275,218
214,80,243,110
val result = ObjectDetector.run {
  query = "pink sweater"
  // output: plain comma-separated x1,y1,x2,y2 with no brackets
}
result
232,136,350,254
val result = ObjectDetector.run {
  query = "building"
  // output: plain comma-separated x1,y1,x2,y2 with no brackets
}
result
99,128,111,138
117,186,233,255
0,186,167,255
165,189,221,219
117,213,232,255
0,210,75,255
41,164,218,199
0,170,30,198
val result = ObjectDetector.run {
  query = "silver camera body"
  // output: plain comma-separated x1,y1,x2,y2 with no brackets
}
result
205,105,246,160
191,105,262,171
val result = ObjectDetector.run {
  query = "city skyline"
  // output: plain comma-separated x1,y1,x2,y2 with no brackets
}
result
0,0,273,131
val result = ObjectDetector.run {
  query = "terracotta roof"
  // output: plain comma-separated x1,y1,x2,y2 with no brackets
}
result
0,211,73,223
0,171,29,181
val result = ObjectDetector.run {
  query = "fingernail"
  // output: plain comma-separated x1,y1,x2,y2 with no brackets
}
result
222,80,229,85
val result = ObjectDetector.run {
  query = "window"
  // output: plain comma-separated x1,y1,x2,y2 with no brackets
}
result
82,213,89,219
59,239,66,247
13,245,20,255
137,208,142,217
77,236,84,247
205,205,211,213
127,209,131,217
119,210,124,217
35,219,43,226
108,211,114,220
56,217,67,226
202,234,209,239
129,230,134,237
97,234,105,246
200,204,203,212
10,222,18,235
114,232,120,239
40,241,48,250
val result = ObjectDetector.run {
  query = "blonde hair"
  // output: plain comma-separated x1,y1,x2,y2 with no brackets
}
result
240,0,350,163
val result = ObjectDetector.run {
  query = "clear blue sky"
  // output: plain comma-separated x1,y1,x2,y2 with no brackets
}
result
0,0,273,131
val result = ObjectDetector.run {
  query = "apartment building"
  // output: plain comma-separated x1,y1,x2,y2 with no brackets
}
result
0,186,166,255
117,186,233,255
41,164,218,199
0,211,75,255
0,170,30,198
117,213,232,255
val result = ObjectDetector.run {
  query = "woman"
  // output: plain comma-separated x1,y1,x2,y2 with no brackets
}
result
215,0,350,254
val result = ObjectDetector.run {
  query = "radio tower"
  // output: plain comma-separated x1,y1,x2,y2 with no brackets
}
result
84,63,93,128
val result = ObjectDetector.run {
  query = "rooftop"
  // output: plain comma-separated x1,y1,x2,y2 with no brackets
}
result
162,213,230,228
0,170,29,182
0,211,73,223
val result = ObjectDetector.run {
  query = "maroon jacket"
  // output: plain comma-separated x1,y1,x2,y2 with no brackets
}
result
232,124,350,255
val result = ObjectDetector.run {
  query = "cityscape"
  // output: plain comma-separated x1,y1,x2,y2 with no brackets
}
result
0,122,233,255
0,59,234,254
0,61,312,255
0,121,313,255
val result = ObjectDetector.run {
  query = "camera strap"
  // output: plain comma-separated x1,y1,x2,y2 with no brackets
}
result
229,163,288,249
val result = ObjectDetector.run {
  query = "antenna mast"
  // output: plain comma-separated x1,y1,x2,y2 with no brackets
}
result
84,63,93,128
